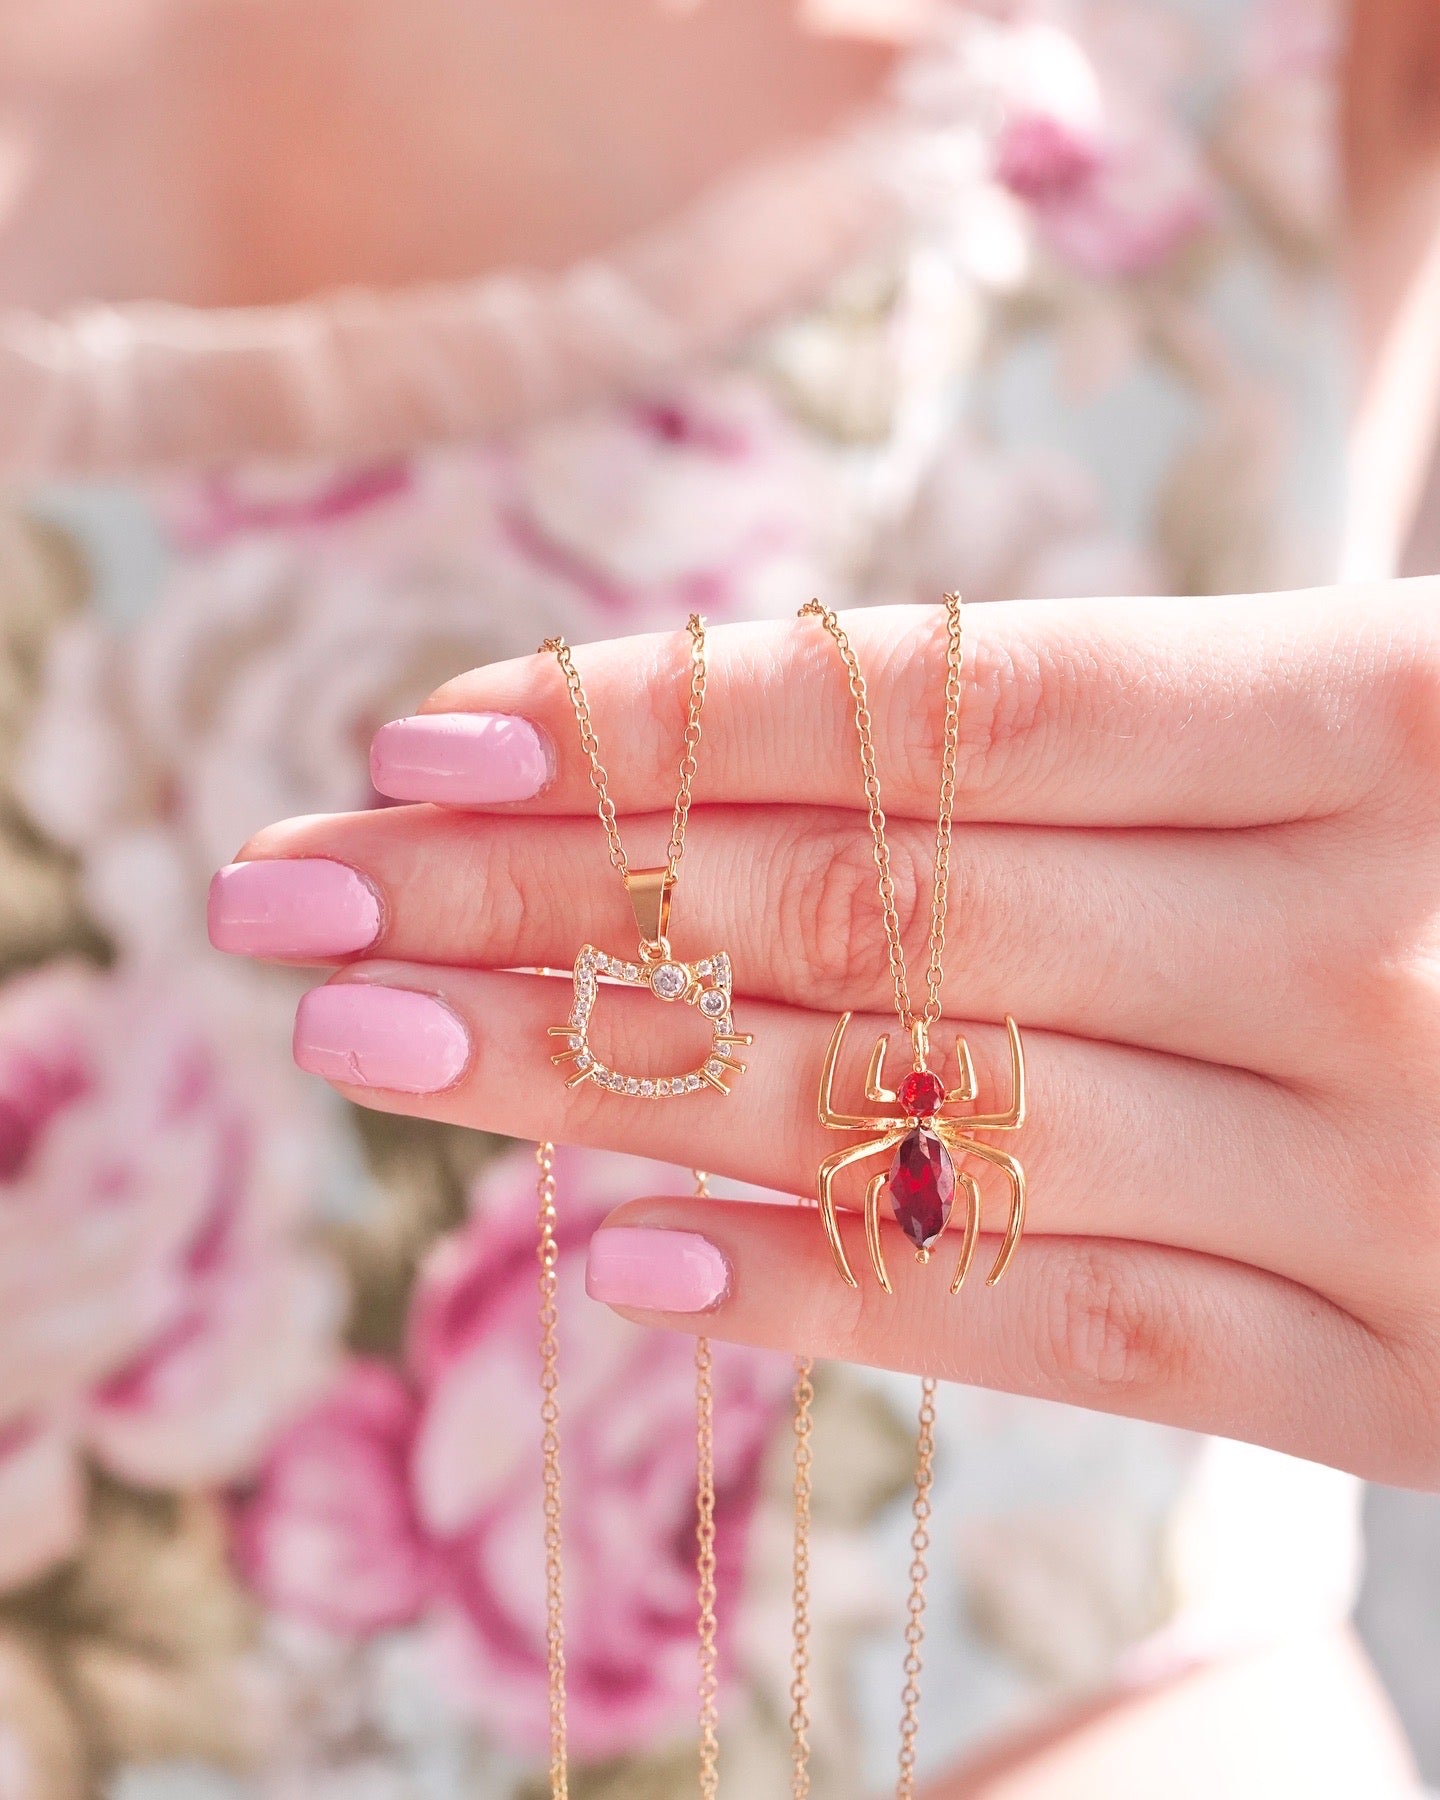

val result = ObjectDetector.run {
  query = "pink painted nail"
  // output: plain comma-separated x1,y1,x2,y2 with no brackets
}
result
293,985,471,1093
208,859,382,959
369,713,553,804
585,1227,731,1314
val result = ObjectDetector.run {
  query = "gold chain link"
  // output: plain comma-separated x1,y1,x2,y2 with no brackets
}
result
788,1356,815,1800
540,616,708,882
696,1333,719,1798
798,597,964,1031
533,633,717,1798
534,1140,568,1800
896,1377,937,1800
693,1171,720,1800
801,599,965,1796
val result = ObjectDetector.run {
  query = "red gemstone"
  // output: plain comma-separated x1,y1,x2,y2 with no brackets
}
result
897,1068,945,1118
887,1126,955,1252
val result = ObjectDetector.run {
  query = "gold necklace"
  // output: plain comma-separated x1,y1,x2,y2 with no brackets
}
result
534,617,752,1800
542,616,753,1098
800,595,1028,1797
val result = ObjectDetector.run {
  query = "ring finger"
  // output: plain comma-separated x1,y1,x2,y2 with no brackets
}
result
285,960,1380,1305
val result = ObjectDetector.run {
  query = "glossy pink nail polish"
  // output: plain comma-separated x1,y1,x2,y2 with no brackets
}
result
208,859,382,959
293,984,471,1093
369,713,553,804
585,1227,731,1314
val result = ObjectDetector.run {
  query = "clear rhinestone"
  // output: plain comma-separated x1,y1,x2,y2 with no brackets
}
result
625,1077,640,1096
623,964,639,982
609,1073,624,1091
698,989,726,1018
649,962,687,1001
686,1074,702,1091
707,1061,723,1079
567,1033,583,1048
640,1079,655,1097
577,1051,592,1069
595,954,610,972
656,1079,670,1096
695,959,712,977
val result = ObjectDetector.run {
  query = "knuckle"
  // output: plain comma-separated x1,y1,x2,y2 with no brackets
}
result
782,823,924,1003
878,613,1055,805
1040,1249,1182,1400
958,633,1053,795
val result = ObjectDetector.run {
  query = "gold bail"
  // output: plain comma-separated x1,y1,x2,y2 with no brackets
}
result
625,867,674,949
910,1019,930,1067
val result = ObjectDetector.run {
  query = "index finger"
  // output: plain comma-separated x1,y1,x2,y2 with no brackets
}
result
369,585,1434,827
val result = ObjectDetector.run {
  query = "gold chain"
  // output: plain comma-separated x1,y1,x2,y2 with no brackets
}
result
535,1140,568,1800
801,598,965,1795
693,1172,720,1800
541,615,707,882
788,1356,815,1800
896,1379,937,1800
798,597,963,1031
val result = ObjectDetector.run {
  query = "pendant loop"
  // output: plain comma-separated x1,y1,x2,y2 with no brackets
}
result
625,867,674,952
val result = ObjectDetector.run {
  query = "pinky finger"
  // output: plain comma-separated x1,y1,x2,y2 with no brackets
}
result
584,1196,1419,1485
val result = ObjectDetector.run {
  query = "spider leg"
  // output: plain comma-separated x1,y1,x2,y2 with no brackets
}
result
817,1134,905,1286
948,1169,982,1295
938,1135,1027,1284
863,1172,893,1294
819,1014,905,1131
951,1017,1027,1130
943,1035,977,1106
865,1033,898,1105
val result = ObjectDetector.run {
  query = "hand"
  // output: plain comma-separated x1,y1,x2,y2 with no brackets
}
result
209,584,1440,1486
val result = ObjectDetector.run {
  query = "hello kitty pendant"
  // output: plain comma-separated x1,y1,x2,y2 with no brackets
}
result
547,869,752,1097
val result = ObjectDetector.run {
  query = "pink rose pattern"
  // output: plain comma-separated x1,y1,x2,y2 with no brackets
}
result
0,963,340,1588
236,1147,792,1763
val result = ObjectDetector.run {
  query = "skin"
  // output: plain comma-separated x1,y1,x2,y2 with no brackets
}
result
236,585,1440,1489
232,587,1440,1793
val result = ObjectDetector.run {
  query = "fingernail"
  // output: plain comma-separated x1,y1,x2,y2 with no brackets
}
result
208,859,382,959
292,984,471,1093
585,1227,731,1314
369,713,553,804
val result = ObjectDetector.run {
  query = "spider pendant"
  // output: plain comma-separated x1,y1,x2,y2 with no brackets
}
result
814,1012,1027,1295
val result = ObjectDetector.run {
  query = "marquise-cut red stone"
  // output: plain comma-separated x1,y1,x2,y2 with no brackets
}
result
897,1068,945,1118
887,1125,955,1252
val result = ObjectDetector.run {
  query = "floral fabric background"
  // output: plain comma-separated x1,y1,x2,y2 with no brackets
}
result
0,2,1358,1795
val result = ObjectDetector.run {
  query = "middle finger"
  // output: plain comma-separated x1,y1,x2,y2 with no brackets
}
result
231,801,1352,1077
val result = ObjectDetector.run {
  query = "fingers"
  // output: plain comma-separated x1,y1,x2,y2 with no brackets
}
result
584,1197,1416,1483
286,962,1371,1300
233,799,1360,1075
383,587,1438,827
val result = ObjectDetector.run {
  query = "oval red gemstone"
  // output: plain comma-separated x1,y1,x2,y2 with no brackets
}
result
887,1125,955,1252
897,1068,945,1118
